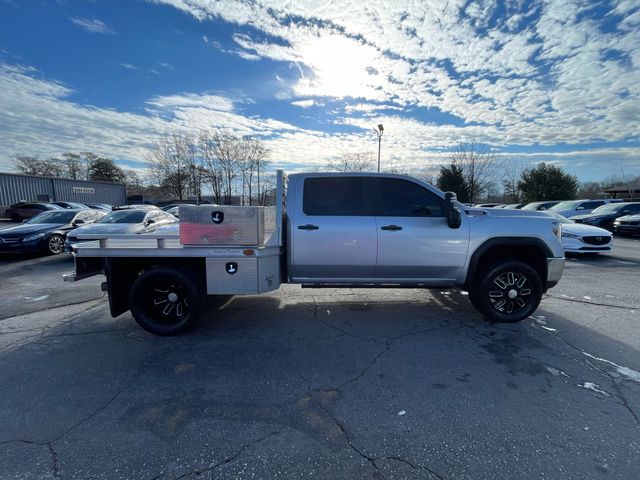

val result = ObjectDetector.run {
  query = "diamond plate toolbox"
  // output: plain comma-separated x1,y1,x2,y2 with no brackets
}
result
179,205,276,246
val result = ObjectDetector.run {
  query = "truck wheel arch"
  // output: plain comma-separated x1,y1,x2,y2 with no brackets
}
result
104,258,206,318
464,237,550,292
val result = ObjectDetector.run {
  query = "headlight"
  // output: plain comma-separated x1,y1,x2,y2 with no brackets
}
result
23,232,47,242
551,222,562,240
562,232,579,238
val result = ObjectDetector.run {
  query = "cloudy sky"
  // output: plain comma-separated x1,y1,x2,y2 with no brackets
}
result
0,0,639,181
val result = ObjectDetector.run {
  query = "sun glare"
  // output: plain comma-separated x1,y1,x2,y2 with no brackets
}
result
295,34,380,99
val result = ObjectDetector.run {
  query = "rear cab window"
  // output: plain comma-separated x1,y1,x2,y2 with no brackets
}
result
303,177,371,216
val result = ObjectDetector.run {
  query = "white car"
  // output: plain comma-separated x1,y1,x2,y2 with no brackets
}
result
548,213,613,254
548,199,618,218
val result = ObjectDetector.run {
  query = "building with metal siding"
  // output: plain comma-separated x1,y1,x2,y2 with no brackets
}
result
0,172,126,214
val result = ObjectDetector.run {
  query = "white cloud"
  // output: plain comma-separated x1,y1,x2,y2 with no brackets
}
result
147,93,235,112
149,0,640,148
291,99,315,108
69,17,115,35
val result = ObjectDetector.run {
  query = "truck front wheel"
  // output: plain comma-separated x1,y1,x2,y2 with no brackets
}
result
129,267,202,335
472,261,543,323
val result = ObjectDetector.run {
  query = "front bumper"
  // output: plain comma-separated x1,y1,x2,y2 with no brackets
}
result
546,257,565,288
0,239,44,254
562,236,612,253
613,224,640,235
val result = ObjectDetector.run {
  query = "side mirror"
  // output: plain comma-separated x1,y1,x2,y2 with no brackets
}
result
145,219,155,226
576,206,584,210
73,219,85,226
443,192,462,229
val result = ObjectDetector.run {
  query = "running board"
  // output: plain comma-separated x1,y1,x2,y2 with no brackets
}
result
301,283,451,289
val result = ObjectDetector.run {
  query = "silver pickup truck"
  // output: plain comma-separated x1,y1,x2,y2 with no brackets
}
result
65,170,565,335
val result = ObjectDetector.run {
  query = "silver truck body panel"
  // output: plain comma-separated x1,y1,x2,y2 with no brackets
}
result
286,173,564,287
374,215,469,280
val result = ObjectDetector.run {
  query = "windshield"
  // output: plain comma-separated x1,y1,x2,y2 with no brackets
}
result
98,211,146,224
591,204,623,214
26,211,77,224
521,203,542,211
547,212,573,224
549,201,580,210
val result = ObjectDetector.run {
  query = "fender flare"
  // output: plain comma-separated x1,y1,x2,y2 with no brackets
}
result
464,237,552,290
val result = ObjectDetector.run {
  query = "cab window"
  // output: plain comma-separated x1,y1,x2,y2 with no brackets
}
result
303,177,371,216
373,178,444,217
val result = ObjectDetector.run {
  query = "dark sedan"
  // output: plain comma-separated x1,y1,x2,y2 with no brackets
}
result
4,202,63,222
571,202,640,231
613,214,640,236
52,201,90,209
0,209,105,255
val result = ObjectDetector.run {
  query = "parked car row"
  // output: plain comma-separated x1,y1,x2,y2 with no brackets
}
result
4,201,116,221
1,205,178,256
0,209,106,254
65,209,177,250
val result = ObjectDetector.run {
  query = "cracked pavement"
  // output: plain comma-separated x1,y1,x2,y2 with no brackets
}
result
1,238,640,479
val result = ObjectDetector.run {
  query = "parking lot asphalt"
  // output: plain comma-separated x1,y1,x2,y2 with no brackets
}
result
1,238,639,479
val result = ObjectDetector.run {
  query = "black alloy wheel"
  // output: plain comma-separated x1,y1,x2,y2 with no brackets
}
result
129,267,202,335
473,261,543,323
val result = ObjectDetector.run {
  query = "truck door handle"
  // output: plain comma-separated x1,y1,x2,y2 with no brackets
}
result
298,224,319,230
381,225,403,231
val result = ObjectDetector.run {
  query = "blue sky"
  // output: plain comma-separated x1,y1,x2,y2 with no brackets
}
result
0,0,639,182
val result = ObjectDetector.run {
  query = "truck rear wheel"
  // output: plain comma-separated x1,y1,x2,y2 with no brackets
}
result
129,267,202,335
472,261,542,323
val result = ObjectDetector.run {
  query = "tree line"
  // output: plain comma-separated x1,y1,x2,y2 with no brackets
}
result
325,143,638,203
13,152,129,184
12,140,637,204
11,132,273,205
146,131,271,205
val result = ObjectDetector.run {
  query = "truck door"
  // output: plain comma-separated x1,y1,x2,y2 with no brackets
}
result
372,178,469,282
288,176,377,280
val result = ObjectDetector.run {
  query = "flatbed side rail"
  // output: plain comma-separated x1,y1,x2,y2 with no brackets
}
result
73,233,180,249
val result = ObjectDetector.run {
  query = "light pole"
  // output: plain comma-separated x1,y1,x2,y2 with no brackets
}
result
373,124,384,172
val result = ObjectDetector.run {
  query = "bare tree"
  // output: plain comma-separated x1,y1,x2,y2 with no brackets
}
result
61,153,84,179
577,181,604,199
239,138,270,205
147,133,195,200
14,156,44,175
618,164,639,200
13,155,63,177
451,142,499,205
206,132,243,204
124,169,143,195
258,173,277,206
199,131,225,204
326,152,374,172
413,164,441,185
501,157,528,203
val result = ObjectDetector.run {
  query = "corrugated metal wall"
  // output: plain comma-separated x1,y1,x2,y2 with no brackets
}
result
0,173,126,212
